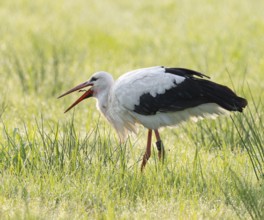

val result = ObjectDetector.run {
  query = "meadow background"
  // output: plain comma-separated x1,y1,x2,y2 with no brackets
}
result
0,0,263,219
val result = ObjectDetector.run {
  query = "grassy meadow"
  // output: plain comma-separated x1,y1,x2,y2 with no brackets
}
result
0,0,263,219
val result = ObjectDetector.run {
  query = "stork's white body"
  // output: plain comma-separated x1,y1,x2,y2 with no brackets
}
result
95,66,227,139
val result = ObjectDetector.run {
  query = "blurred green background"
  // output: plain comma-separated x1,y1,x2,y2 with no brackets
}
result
0,0,263,219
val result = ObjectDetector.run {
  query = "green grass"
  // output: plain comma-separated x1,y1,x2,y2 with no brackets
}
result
0,0,264,219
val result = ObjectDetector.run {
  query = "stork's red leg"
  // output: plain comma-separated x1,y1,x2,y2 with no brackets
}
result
154,129,165,162
141,129,152,171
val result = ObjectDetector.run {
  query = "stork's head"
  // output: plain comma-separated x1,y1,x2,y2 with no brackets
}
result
58,71,114,113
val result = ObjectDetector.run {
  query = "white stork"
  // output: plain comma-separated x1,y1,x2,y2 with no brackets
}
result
58,66,247,170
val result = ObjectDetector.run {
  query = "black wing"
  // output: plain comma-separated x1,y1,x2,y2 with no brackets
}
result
133,68,247,115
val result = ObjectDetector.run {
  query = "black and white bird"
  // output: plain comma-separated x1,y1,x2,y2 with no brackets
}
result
58,66,247,170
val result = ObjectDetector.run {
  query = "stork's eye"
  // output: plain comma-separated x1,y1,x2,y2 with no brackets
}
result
90,77,98,82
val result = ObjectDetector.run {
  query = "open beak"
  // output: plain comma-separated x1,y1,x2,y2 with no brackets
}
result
58,81,93,113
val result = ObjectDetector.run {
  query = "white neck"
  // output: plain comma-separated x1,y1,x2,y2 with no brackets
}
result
94,83,113,115
95,90,108,114
89,71,115,117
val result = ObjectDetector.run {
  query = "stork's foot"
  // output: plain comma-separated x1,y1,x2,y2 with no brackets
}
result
156,140,165,163
141,152,151,171
141,129,152,172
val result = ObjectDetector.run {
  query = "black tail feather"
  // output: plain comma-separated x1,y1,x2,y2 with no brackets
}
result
200,79,248,112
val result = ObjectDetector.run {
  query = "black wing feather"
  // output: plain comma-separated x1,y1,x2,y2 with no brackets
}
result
165,67,210,79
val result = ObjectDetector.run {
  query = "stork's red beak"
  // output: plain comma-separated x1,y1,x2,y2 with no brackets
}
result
58,81,93,113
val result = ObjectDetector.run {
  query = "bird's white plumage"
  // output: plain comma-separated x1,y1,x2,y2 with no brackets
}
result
101,67,186,138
